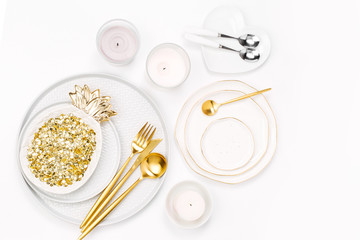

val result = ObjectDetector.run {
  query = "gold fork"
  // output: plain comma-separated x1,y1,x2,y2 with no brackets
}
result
80,122,156,229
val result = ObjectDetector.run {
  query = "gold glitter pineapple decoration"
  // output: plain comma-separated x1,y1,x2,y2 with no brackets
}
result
26,85,117,188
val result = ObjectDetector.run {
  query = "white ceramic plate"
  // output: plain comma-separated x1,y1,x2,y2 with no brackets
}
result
200,117,255,171
17,73,169,225
184,90,269,176
202,6,271,73
175,80,276,184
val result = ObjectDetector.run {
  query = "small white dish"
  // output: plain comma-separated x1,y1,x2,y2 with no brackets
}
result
201,6,271,73
166,181,212,228
19,103,102,195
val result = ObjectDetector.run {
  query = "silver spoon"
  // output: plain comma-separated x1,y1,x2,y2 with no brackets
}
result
185,33,260,62
220,45,260,62
186,27,260,48
219,33,260,48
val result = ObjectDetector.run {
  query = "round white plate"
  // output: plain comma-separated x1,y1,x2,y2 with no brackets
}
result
17,73,169,225
200,117,255,171
202,6,271,73
175,80,276,184
184,90,269,176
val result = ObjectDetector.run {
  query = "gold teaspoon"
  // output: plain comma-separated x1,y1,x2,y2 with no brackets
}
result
78,153,167,240
201,88,271,116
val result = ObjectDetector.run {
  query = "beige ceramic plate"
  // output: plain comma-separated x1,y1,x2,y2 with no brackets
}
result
184,90,269,176
175,80,277,184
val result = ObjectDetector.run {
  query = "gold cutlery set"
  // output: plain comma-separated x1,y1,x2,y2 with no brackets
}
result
78,122,167,239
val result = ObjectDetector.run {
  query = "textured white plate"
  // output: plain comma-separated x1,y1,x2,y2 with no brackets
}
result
19,103,103,195
202,6,271,73
175,80,276,184
17,73,169,225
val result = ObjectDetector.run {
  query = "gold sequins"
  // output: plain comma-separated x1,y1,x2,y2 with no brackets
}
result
27,114,96,187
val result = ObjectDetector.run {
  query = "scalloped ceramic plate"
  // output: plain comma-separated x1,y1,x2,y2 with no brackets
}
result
184,90,269,176
175,80,277,184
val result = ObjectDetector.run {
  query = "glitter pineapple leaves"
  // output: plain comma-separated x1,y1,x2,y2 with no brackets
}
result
69,85,117,123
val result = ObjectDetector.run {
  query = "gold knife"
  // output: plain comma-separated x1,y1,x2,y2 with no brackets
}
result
80,138,162,232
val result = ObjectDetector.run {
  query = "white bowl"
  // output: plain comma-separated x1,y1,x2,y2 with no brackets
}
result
19,103,102,195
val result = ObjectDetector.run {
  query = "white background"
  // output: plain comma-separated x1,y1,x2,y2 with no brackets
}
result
0,0,360,239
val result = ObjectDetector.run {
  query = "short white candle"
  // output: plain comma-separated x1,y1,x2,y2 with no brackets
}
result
97,19,139,65
146,43,191,88
173,190,206,222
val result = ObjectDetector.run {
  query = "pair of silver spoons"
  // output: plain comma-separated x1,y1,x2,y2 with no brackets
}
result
185,27,260,62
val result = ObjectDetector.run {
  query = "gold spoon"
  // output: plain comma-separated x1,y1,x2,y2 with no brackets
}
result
78,153,167,240
201,88,271,116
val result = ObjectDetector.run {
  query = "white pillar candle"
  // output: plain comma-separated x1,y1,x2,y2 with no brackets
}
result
97,19,139,65
146,43,191,88
167,181,212,228
173,190,206,221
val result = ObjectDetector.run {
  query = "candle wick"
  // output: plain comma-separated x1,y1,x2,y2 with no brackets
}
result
116,43,119,46
163,67,166,70
190,204,192,206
